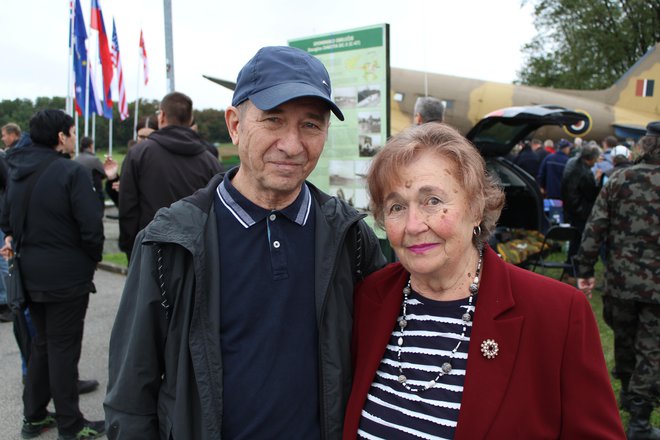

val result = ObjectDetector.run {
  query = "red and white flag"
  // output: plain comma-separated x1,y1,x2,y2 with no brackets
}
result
139,29,149,85
111,19,129,120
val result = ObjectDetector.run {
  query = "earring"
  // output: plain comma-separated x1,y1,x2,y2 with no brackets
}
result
473,225,482,237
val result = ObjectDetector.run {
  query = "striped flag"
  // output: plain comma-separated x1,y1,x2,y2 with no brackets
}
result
111,19,129,120
636,79,655,97
90,0,114,119
139,29,149,85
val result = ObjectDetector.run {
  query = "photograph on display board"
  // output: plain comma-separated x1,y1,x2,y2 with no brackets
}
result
357,84,381,107
334,86,357,109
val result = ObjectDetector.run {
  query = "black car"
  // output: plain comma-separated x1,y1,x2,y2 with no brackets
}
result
465,105,590,234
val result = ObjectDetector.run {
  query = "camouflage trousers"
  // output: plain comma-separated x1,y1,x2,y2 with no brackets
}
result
603,295,660,405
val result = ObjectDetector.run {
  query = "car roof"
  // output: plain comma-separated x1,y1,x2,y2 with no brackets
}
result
465,105,590,157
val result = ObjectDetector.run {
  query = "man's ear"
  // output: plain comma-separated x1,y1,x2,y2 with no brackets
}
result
225,106,240,145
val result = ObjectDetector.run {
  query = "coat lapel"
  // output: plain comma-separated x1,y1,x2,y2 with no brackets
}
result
351,265,408,412
455,247,524,440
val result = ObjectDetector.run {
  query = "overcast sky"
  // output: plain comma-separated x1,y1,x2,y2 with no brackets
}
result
0,0,537,111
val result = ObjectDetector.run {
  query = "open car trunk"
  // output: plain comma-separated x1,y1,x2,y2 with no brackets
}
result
466,104,590,233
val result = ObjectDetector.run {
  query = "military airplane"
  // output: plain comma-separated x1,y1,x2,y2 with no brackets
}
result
205,42,659,141
391,42,660,140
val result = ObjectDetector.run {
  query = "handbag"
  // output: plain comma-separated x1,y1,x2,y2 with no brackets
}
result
3,155,61,314
5,255,26,313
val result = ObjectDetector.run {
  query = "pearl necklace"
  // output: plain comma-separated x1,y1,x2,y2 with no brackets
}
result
396,247,483,392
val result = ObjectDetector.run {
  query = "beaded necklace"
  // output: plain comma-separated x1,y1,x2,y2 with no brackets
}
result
396,247,483,392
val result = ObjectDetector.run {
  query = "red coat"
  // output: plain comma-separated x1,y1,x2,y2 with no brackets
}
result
343,246,625,439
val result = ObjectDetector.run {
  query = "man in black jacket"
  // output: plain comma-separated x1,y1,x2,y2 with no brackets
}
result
118,91,222,258
105,46,387,439
0,109,105,439
560,143,601,278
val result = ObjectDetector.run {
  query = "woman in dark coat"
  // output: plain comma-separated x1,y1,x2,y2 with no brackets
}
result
0,110,105,440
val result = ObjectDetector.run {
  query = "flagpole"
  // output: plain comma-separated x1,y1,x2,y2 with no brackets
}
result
84,58,91,137
67,0,74,115
75,112,79,156
133,52,141,140
109,117,113,156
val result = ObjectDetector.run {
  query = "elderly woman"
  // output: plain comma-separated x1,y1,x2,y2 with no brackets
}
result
343,124,624,439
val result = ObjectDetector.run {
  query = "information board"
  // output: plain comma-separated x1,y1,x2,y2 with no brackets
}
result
289,24,390,229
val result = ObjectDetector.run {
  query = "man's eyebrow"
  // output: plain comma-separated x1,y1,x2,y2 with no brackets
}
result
261,107,328,122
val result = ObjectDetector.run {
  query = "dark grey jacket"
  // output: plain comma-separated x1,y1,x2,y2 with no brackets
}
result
105,173,386,440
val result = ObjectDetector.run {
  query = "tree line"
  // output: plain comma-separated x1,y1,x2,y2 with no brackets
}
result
518,0,660,89
0,97,232,154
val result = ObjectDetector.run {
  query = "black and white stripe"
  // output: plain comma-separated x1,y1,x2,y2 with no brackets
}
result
358,291,476,439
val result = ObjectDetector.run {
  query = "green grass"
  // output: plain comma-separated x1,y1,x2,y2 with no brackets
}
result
102,252,128,267
535,254,659,429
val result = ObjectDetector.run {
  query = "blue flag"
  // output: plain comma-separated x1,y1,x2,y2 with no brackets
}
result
72,0,100,117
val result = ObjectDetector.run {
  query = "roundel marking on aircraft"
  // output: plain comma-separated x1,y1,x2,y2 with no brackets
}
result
563,109,593,136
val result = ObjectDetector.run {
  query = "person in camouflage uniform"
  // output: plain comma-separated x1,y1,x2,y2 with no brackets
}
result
576,121,660,440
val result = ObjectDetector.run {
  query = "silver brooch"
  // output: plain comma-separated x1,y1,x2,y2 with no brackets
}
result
480,339,499,359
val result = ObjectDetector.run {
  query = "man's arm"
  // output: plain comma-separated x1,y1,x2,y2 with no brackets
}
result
105,233,167,439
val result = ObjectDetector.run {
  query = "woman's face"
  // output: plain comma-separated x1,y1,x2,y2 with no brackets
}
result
383,150,478,280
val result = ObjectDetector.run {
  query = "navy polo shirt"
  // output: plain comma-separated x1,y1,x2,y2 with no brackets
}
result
214,169,319,439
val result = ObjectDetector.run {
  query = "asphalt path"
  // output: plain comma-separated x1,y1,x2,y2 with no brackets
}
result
0,268,125,439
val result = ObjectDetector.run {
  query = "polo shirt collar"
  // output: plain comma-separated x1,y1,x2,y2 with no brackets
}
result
216,167,312,228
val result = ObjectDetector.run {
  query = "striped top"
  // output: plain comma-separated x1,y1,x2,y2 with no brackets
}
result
358,291,476,440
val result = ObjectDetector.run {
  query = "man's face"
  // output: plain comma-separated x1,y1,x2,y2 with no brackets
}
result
227,98,330,209
60,126,77,155
1,129,17,147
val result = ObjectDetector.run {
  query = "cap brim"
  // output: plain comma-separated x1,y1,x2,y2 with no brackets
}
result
249,82,345,121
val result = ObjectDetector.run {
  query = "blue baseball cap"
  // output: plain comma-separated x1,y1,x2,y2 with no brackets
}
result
231,46,344,121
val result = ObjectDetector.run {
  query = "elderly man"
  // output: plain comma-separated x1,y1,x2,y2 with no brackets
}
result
413,96,444,125
1,123,21,150
105,46,387,439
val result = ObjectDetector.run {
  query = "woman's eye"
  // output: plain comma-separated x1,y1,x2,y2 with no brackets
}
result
387,204,404,215
426,196,442,206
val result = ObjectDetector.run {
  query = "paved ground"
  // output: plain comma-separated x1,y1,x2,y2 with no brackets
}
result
0,209,125,439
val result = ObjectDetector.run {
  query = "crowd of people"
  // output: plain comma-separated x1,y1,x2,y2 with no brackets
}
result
0,44,657,439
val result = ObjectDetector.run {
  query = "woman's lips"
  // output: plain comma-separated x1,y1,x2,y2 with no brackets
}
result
407,243,438,254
